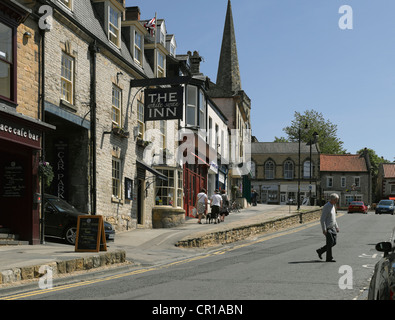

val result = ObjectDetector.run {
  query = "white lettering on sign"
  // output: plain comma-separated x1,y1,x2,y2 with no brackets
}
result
0,123,40,142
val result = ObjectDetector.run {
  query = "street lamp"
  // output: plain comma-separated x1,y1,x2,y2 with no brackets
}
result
297,123,308,213
309,132,319,205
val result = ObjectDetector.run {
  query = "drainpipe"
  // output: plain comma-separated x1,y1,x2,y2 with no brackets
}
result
89,40,99,215
39,27,46,244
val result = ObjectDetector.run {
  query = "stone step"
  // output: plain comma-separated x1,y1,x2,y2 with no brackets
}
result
0,239,29,246
0,233,16,239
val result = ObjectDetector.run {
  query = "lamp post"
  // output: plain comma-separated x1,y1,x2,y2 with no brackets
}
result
309,132,319,205
297,123,308,213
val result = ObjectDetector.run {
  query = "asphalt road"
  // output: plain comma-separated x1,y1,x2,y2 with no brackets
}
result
3,211,394,301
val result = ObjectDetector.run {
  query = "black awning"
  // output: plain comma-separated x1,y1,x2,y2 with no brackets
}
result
136,160,168,181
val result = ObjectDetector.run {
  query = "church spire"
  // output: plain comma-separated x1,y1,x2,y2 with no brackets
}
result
216,0,241,94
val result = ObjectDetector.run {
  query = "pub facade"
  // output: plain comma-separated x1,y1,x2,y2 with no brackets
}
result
0,0,54,244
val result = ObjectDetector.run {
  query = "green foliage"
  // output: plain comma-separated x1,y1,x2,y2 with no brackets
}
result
281,109,346,154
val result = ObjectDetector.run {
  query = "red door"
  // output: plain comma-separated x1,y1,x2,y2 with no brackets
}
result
183,165,207,218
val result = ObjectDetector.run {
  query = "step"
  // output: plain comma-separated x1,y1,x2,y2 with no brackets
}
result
0,233,16,239
0,239,29,246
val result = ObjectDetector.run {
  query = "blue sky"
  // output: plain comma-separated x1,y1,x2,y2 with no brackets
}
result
126,0,395,161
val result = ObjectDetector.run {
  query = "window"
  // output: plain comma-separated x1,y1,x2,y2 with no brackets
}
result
61,52,74,104
303,161,313,179
137,99,144,138
265,161,275,179
199,90,206,130
159,120,166,150
390,185,395,194
341,177,346,188
134,31,143,65
157,52,165,78
59,0,73,10
284,161,294,179
186,85,197,126
112,85,122,126
354,177,360,187
155,169,183,207
327,177,333,188
112,158,121,198
109,4,120,47
0,22,14,101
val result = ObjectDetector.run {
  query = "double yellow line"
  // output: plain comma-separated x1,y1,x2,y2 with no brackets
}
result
0,217,329,300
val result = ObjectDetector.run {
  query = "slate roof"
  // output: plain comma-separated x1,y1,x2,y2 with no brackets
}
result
382,163,395,178
320,154,368,172
49,0,153,78
251,142,319,154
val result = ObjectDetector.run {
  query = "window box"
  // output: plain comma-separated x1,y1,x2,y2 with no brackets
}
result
112,124,129,138
136,137,152,148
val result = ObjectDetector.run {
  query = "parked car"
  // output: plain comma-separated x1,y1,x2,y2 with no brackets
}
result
44,194,115,245
375,200,395,215
368,227,395,300
347,201,368,214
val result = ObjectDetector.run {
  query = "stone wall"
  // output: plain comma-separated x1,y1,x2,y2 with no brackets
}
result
176,209,321,248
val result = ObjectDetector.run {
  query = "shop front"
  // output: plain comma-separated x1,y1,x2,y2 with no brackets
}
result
0,108,54,244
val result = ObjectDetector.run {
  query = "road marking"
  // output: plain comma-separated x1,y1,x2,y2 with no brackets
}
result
359,253,378,259
0,214,342,300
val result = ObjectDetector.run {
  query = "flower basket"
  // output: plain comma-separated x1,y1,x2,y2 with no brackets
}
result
39,161,54,187
136,138,152,148
112,124,130,138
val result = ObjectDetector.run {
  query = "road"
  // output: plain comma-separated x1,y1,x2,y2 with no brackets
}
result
2,211,394,301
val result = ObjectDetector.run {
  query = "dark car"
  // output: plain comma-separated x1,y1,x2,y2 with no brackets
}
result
368,227,395,300
375,200,395,215
44,194,115,245
348,201,368,214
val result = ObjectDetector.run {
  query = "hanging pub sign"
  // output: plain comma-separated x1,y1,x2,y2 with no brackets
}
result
144,87,184,121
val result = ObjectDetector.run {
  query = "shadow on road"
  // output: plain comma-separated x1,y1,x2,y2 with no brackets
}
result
288,260,323,264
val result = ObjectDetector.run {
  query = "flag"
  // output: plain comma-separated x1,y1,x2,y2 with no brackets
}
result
144,17,156,36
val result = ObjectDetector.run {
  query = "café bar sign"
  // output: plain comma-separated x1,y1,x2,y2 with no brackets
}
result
0,118,41,149
144,87,184,122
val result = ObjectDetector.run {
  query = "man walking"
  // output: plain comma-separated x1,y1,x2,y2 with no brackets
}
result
316,193,339,262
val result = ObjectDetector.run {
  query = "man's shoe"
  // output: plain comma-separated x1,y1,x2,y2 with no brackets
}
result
316,249,322,260
326,259,336,262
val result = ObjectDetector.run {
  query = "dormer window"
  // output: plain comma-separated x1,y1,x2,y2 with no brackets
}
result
59,0,73,11
157,52,165,78
108,4,121,47
134,30,143,65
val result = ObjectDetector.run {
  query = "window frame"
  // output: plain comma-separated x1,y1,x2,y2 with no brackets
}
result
134,30,143,65
112,84,122,126
155,168,183,208
58,0,73,11
186,85,197,126
265,160,275,180
61,52,74,104
284,160,294,180
108,3,121,47
157,51,165,78
327,177,333,188
112,158,122,199
137,98,144,138
0,19,17,104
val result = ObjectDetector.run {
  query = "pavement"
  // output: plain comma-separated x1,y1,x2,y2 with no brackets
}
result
0,204,321,288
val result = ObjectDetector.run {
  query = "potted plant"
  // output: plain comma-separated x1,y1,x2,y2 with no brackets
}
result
112,124,130,138
39,161,54,187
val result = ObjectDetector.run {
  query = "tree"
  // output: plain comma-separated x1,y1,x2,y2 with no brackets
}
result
281,110,346,154
357,148,390,202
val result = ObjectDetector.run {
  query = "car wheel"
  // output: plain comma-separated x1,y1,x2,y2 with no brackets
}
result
64,226,77,245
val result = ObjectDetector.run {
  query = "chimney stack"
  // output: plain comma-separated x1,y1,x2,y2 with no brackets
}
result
125,6,140,21
188,51,203,75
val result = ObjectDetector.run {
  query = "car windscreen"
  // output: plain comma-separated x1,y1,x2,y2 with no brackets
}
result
379,200,393,206
47,198,79,213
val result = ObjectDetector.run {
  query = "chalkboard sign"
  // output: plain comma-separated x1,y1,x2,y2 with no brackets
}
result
75,215,107,252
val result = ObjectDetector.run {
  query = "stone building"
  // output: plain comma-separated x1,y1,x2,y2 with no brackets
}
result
251,142,320,205
208,0,252,205
0,0,54,244
320,153,372,207
375,163,395,202
38,0,174,232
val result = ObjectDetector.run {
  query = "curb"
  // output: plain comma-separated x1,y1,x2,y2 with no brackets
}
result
175,210,321,248
0,250,127,286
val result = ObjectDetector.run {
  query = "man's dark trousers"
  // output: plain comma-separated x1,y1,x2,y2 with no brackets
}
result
318,228,337,261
